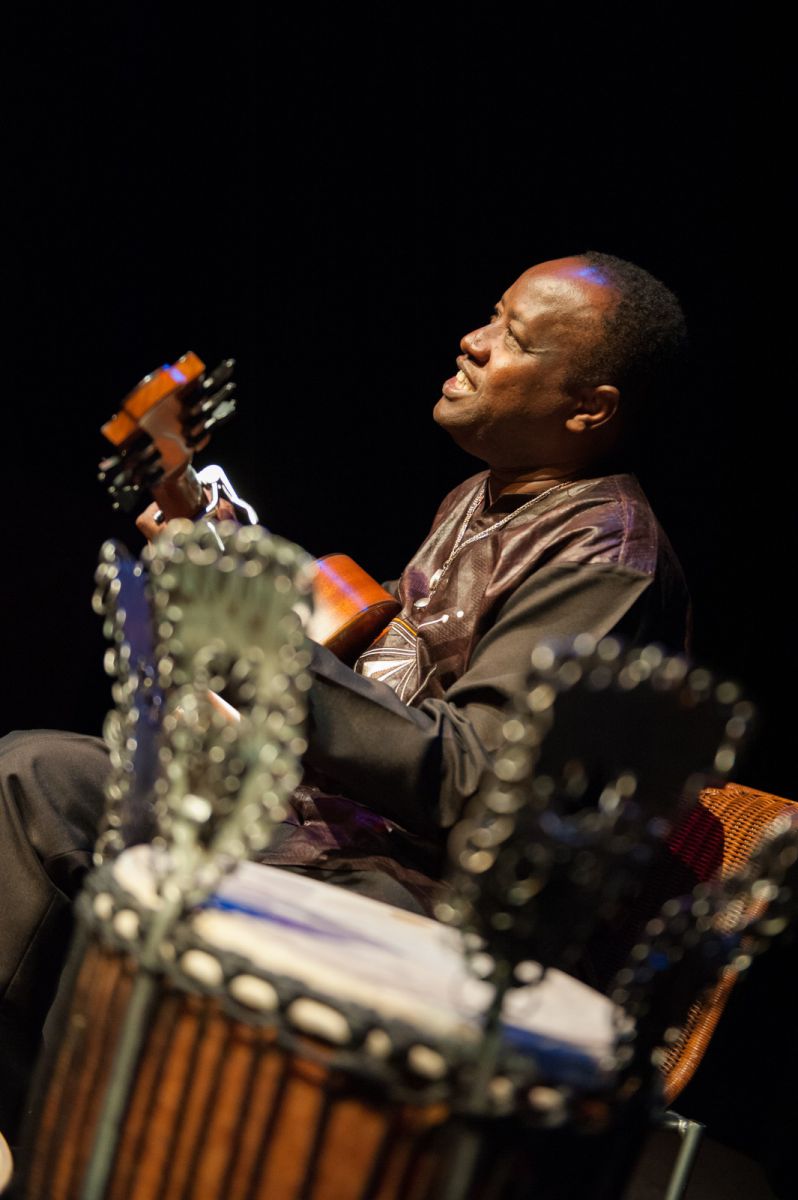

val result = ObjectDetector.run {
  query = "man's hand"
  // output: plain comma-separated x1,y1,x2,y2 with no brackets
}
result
135,492,238,542
135,500,167,541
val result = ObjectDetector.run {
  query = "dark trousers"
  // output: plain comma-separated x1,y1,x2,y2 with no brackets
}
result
0,728,430,1142
0,730,109,1140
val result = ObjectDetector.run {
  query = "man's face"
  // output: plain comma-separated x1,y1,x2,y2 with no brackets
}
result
433,258,618,471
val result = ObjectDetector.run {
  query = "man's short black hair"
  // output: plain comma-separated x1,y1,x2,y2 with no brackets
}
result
570,251,688,415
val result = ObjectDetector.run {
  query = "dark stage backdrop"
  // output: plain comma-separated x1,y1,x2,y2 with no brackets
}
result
4,6,793,798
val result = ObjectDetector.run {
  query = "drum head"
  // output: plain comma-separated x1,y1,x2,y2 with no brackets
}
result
113,845,621,1089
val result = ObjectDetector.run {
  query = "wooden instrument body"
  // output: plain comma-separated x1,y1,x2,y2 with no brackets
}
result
308,554,399,663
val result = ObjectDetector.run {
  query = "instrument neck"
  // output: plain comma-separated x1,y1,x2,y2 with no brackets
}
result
151,465,205,521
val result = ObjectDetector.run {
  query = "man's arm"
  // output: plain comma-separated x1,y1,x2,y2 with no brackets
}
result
304,560,661,838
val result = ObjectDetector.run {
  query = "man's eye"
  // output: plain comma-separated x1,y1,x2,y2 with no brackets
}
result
506,328,519,346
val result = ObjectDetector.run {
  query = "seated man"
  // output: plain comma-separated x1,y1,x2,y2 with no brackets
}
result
0,250,690,1137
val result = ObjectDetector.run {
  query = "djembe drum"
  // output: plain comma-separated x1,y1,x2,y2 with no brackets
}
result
21,846,623,1200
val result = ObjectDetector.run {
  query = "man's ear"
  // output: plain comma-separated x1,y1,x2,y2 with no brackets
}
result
566,384,620,433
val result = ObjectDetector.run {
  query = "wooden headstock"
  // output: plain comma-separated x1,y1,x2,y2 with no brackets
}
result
96,351,400,664
98,353,237,516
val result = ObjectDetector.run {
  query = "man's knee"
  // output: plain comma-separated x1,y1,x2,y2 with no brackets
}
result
0,730,109,895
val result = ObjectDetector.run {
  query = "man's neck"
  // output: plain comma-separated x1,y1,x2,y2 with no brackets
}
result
486,465,589,504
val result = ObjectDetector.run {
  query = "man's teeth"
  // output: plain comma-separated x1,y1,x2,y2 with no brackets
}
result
456,370,475,391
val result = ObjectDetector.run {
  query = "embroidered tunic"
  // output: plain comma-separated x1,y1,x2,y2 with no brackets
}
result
257,471,691,909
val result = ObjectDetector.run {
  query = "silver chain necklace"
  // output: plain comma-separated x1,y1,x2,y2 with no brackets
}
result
413,478,571,609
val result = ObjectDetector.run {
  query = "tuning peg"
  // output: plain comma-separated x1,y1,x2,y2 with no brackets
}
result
113,436,159,485
139,439,159,462
109,483,142,512
204,393,235,427
98,455,122,482
187,381,237,421
183,383,237,446
122,436,157,466
109,469,133,492
201,395,237,434
98,431,152,479
206,379,237,408
202,358,236,391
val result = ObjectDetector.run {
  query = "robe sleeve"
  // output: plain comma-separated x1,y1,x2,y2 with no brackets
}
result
304,560,662,837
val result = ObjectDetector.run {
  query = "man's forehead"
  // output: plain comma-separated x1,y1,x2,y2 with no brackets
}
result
505,260,617,321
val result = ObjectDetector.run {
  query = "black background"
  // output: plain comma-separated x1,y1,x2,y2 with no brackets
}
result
3,5,793,799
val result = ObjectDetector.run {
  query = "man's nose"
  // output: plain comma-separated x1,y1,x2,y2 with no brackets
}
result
460,323,491,363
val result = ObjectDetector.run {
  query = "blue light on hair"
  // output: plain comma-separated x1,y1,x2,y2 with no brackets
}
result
573,265,611,287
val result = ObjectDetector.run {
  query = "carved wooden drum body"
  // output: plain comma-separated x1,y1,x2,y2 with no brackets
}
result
21,849,621,1200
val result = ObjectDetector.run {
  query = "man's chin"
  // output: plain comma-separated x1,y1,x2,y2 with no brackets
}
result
432,404,486,457
433,394,475,429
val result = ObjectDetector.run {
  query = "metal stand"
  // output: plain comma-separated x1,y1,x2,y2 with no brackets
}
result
439,967,510,1200
80,895,182,1200
660,1111,705,1200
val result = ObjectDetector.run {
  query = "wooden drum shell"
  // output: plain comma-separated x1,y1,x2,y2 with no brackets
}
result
23,940,454,1200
